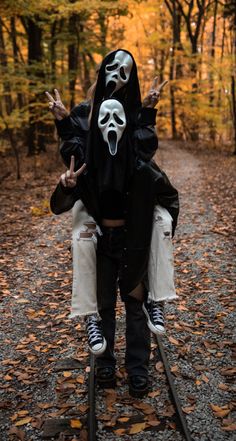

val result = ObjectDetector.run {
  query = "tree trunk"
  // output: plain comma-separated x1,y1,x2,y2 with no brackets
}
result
217,17,226,108
7,126,21,179
169,46,177,139
26,17,45,155
50,20,58,82
176,0,207,141
68,14,79,109
98,10,108,56
0,18,13,115
10,17,24,109
209,0,218,142
165,0,183,139
231,75,236,154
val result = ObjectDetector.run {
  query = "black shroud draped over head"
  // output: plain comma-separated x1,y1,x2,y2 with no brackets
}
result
86,49,142,195
93,49,141,114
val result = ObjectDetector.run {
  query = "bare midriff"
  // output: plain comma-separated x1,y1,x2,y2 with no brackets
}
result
101,218,125,227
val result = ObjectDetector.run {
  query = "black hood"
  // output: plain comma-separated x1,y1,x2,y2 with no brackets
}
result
90,98,135,194
93,49,142,121
86,49,141,194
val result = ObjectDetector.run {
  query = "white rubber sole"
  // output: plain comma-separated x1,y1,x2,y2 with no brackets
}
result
142,304,166,336
89,338,107,356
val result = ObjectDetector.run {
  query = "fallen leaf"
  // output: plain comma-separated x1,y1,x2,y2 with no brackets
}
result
215,409,231,418
63,371,72,378
221,423,236,431
220,367,236,377
177,305,188,311
77,404,88,414
155,361,164,372
201,374,209,383
76,375,85,384
0,401,11,409
133,402,156,415
17,411,29,416
129,422,146,434
4,375,13,381
148,390,161,398
37,403,54,409
182,405,195,414
15,417,32,426
170,365,180,375
8,427,25,440
168,336,180,345
70,419,82,429
210,404,229,412
161,405,175,417
114,428,126,435
117,417,130,423
146,419,161,427
218,383,229,391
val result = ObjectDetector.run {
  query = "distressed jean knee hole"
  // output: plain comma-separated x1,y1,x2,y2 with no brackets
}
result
77,225,97,243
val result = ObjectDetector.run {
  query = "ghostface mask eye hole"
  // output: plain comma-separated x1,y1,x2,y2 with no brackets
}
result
106,63,119,72
114,113,124,125
120,66,126,80
100,113,110,125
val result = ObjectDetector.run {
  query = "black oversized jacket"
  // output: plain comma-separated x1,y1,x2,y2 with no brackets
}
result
55,101,159,168
51,102,179,296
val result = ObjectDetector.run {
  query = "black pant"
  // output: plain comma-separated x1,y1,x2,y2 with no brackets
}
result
96,226,150,377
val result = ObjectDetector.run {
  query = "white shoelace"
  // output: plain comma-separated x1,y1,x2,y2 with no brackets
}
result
86,316,103,346
152,302,164,324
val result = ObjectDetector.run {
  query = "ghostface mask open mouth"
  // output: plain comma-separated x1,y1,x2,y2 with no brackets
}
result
108,130,117,156
106,80,116,96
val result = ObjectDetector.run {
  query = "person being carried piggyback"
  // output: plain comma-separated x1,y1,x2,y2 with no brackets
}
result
49,49,179,398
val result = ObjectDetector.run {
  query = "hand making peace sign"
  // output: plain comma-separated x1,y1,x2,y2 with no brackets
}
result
60,156,86,188
142,76,168,108
45,89,69,121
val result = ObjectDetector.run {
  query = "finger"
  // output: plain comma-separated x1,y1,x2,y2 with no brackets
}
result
45,91,55,103
149,90,158,97
60,173,67,187
69,156,75,174
66,169,71,179
157,80,168,92
74,163,87,177
151,76,158,90
66,178,75,186
54,89,62,102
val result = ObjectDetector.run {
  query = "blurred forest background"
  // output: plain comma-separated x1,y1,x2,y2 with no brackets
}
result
0,0,235,180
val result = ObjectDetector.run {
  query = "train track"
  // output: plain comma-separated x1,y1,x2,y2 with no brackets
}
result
87,335,192,441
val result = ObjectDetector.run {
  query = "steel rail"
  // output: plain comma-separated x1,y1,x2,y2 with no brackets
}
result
87,337,192,441
88,353,97,441
156,335,192,441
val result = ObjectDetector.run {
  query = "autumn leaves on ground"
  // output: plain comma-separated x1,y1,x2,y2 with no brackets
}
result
0,141,235,441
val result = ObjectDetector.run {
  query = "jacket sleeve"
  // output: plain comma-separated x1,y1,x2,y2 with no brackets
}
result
134,107,158,161
54,102,90,169
50,181,79,215
152,163,179,237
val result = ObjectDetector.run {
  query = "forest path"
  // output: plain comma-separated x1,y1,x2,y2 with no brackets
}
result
0,142,235,440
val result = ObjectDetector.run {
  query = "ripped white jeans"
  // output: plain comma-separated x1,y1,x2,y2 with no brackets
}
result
148,205,177,302
70,200,100,318
69,201,177,318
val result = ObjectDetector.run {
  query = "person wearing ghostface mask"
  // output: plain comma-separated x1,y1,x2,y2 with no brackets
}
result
49,49,179,397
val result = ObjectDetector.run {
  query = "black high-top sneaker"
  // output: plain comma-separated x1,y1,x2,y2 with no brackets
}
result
85,315,107,355
142,300,165,335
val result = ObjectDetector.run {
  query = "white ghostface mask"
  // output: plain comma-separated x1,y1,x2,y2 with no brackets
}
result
105,50,133,93
98,99,126,156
